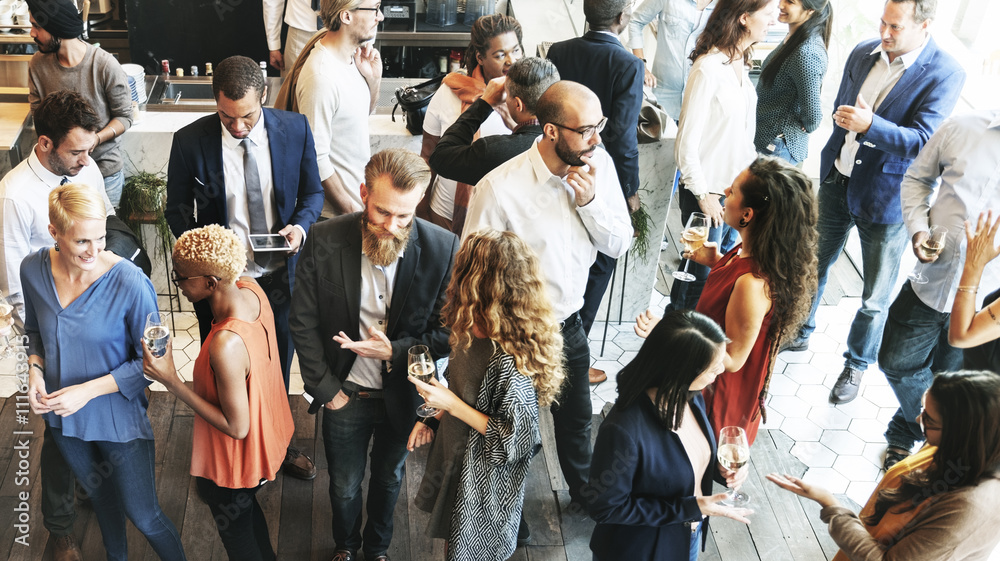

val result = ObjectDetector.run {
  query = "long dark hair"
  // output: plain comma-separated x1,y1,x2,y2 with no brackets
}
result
616,311,728,430
690,0,774,66
463,14,523,74
864,371,1000,526
741,156,817,352
759,0,832,88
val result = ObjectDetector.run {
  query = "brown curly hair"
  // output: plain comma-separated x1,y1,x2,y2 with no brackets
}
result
172,224,247,285
441,230,565,406
740,156,818,364
690,0,774,66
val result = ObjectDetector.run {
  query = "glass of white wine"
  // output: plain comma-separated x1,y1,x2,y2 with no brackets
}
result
908,225,948,285
718,425,751,507
0,294,15,359
144,312,170,359
408,344,438,418
673,212,710,282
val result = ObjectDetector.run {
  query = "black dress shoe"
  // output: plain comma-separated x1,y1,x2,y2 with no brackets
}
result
830,367,863,404
517,516,531,547
330,550,353,561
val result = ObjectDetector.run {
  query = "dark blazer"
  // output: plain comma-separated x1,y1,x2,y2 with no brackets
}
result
288,213,459,434
429,98,543,186
164,107,324,286
819,37,965,224
586,394,724,560
547,31,644,198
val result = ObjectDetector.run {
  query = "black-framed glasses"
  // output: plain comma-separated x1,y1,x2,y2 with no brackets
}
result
552,116,608,140
171,271,219,287
353,3,382,12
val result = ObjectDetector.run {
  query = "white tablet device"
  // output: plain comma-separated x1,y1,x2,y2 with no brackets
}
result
249,234,292,252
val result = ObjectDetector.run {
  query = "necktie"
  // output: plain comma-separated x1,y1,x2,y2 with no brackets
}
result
313,0,323,31
60,177,69,185
242,139,272,268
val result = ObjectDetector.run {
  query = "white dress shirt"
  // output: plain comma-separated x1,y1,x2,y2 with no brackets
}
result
901,110,1000,313
347,248,402,389
465,141,633,321
627,0,715,119
221,111,282,277
263,0,321,51
675,48,757,197
835,38,929,178
0,147,112,327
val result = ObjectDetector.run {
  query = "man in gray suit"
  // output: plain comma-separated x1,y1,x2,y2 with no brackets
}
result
290,148,458,561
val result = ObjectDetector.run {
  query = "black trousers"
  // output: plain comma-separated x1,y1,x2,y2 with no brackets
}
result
580,252,617,335
196,477,275,561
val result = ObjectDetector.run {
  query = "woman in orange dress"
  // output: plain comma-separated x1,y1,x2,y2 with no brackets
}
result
143,224,294,561
638,156,817,444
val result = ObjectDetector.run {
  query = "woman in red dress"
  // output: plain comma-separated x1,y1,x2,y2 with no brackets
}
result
639,156,817,444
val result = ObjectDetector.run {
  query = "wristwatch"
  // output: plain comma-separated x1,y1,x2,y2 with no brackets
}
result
695,193,709,201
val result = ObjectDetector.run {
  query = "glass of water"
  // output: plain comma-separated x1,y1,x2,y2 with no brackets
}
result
144,312,170,359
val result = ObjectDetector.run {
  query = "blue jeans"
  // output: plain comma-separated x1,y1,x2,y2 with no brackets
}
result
668,187,739,311
799,170,908,371
49,430,185,561
759,135,799,167
322,392,409,557
880,282,963,450
551,312,594,504
104,169,124,208
196,477,275,561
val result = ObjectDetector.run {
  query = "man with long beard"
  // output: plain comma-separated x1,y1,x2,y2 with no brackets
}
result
290,148,458,561
465,81,633,509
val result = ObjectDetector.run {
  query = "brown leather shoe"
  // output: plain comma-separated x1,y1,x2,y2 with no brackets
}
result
588,367,607,384
282,446,317,480
53,535,83,561
330,550,353,561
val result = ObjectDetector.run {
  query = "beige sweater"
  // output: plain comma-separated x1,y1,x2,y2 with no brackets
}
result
820,478,1000,560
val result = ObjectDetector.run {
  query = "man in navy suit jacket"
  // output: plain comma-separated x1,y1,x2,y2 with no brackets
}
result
547,0,643,383
787,0,965,405
165,56,324,477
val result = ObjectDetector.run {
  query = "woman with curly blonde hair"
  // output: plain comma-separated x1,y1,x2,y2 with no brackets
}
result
409,229,564,560
143,224,294,561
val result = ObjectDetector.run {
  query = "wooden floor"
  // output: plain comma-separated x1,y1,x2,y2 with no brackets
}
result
0,393,858,561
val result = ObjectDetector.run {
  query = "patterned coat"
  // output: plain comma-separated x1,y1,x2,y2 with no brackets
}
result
447,347,542,561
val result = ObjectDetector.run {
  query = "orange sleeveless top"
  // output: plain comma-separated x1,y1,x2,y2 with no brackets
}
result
189,280,295,489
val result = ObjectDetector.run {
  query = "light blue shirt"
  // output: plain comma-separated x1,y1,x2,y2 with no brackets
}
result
901,110,1000,312
627,0,714,118
21,250,157,441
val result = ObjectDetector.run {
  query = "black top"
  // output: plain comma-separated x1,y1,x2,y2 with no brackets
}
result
429,98,543,185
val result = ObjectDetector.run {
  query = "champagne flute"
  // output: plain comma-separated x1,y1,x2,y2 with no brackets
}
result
0,294,15,359
718,426,751,507
673,213,710,282
408,344,438,417
144,312,170,359
908,225,948,285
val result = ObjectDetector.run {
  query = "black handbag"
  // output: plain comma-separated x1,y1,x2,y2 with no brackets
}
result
392,74,445,135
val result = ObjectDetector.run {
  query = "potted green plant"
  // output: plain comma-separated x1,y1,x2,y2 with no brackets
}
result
119,169,172,250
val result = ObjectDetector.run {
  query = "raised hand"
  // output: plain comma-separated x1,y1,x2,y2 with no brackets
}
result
568,155,598,207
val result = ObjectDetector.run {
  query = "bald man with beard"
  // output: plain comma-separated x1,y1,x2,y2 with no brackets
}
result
464,81,633,506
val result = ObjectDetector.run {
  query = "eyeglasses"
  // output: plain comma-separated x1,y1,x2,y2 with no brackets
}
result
354,3,382,12
552,116,608,140
171,271,219,287
918,406,941,432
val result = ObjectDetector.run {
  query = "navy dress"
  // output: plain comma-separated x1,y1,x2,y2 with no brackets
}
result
587,393,723,560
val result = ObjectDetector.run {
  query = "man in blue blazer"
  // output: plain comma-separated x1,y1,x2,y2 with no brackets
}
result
165,56,324,477
787,0,965,404
547,0,643,383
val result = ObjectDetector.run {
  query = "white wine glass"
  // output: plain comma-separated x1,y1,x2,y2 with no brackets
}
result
908,225,948,285
0,294,15,359
718,426,751,507
144,312,170,359
408,344,438,418
673,212,710,282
